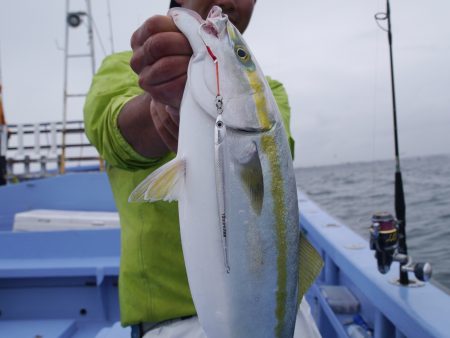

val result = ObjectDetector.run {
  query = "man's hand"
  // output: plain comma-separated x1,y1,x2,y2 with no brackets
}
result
118,15,192,158
130,15,192,109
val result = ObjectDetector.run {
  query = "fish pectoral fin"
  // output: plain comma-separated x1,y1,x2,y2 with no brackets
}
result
128,157,186,203
298,234,324,303
238,143,264,215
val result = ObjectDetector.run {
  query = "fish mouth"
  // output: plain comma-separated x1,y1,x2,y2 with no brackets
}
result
207,5,239,29
201,6,229,37
201,21,220,37
207,5,224,19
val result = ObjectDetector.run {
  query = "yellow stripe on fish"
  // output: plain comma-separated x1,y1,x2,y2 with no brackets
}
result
247,71,272,130
247,64,288,336
261,134,289,337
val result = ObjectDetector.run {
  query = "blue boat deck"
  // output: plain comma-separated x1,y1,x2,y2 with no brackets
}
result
0,172,126,337
0,229,123,337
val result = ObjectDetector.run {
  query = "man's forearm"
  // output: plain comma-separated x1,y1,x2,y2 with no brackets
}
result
117,93,170,158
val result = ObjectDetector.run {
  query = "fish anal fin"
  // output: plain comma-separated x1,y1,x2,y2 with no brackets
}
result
298,234,324,303
128,158,185,203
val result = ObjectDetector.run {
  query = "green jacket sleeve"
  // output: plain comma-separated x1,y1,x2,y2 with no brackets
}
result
266,77,295,159
84,51,166,170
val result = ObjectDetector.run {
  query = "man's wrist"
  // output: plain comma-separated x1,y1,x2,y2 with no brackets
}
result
117,93,171,158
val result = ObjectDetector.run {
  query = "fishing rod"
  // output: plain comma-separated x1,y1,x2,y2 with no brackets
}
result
370,0,431,286
384,0,408,285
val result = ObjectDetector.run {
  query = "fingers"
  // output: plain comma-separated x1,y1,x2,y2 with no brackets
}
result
138,58,188,108
131,15,179,50
130,32,192,74
150,100,179,153
130,14,192,109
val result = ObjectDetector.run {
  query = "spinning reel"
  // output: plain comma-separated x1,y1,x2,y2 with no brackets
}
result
370,212,432,285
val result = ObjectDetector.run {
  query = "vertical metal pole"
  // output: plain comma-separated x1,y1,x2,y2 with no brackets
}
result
324,255,339,285
0,40,3,84
386,0,409,285
0,39,3,85
0,125,6,185
60,0,70,174
374,310,396,338
85,0,105,171
0,42,7,185
106,0,115,54
85,0,96,75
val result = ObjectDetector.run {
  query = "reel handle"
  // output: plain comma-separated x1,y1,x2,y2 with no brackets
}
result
413,262,432,282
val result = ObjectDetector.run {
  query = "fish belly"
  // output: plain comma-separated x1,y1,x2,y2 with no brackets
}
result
177,86,233,338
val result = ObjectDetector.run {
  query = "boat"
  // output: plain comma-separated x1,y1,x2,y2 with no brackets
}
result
1,1,449,338
1,142,450,338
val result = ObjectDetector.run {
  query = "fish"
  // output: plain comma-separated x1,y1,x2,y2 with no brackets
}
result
129,6,322,338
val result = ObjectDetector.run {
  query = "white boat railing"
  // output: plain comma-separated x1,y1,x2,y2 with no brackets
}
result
0,120,103,182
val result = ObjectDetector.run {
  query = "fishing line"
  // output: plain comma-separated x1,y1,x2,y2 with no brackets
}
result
370,0,384,204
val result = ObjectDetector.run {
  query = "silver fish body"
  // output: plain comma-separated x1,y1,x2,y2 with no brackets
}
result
130,6,304,338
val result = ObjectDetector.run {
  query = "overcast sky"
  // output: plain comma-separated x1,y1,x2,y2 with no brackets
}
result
0,0,449,167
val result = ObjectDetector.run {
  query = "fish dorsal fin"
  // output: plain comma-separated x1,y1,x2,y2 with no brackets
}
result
237,142,264,215
297,234,324,302
128,158,185,203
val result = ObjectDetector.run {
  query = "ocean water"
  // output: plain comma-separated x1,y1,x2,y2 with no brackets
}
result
295,154,450,292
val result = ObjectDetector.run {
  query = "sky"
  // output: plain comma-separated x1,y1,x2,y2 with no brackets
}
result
0,0,449,167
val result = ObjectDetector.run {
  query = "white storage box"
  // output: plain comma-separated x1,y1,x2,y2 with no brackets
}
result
320,285,360,314
13,209,120,231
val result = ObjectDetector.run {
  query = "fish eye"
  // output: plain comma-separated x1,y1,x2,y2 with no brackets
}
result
235,46,249,61
237,48,247,58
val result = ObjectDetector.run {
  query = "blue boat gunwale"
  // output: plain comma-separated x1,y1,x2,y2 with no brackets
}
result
299,191,450,338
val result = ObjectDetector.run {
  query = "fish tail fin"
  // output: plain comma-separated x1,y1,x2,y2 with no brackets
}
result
298,234,324,303
128,157,186,203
